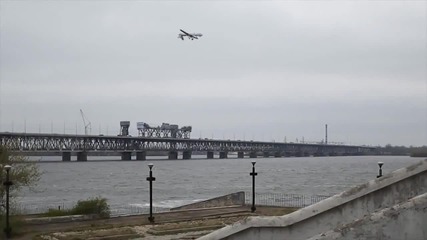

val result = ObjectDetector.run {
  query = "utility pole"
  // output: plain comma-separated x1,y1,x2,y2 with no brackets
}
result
325,124,328,145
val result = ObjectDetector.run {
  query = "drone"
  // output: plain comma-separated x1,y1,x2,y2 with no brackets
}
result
178,29,203,40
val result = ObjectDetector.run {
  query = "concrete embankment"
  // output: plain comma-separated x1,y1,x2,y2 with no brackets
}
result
307,192,427,240
199,158,427,240
171,192,245,210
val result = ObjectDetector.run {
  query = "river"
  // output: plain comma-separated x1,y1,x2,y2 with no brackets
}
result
18,155,422,215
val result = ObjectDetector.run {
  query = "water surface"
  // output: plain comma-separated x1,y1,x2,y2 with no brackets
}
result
19,155,422,214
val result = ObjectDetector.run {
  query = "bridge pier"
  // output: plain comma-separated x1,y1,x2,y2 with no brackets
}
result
314,152,325,157
62,152,71,161
263,152,270,158
183,151,192,160
219,151,228,159
207,151,214,159
136,151,146,160
121,152,132,161
237,152,244,158
250,152,257,158
274,152,282,158
168,151,178,160
77,152,87,161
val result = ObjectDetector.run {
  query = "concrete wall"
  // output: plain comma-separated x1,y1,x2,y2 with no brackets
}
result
171,192,245,210
199,159,427,240
307,192,427,240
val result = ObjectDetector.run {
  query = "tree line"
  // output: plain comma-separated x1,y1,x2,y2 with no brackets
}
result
378,144,427,157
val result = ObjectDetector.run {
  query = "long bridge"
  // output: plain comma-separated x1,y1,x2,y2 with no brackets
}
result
0,132,377,161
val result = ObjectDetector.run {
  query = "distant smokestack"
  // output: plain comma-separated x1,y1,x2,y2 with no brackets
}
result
325,124,328,145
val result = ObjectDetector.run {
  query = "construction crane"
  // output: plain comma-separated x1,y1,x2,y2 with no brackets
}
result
80,109,92,135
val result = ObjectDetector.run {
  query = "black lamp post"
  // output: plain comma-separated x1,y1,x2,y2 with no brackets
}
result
146,163,156,223
249,161,257,213
3,165,12,238
377,162,384,178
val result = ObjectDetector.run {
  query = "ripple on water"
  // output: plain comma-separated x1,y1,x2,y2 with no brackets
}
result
20,156,421,212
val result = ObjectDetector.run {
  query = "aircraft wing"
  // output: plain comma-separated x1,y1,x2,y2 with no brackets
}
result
179,29,202,40
180,29,191,36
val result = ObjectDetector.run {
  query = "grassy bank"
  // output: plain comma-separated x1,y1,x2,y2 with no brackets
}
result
44,197,110,218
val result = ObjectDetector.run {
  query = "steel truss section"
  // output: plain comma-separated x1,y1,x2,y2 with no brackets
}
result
138,128,191,139
0,132,376,155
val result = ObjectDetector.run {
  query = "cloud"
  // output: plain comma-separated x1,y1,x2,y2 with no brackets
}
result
0,1,426,146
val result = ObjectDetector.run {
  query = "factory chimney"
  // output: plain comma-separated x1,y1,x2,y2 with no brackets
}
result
325,124,328,145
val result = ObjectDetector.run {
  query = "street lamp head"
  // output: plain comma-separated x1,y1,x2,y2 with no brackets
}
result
378,162,384,168
148,163,154,170
4,165,11,171
251,161,256,166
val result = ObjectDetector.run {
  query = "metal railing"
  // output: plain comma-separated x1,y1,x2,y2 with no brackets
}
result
14,203,170,217
14,203,73,215
15,193,331,217
245,192,331,208
109,206,169,217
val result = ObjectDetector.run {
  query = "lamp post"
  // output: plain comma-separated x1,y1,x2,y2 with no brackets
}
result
3,165,12,238
146,163,156,223
249,161,257,213
377,162,384,178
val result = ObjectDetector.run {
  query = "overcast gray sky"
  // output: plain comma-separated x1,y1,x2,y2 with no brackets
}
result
0,1,426,146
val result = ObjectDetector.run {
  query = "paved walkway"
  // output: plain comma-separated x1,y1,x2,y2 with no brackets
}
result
17,206,253,239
